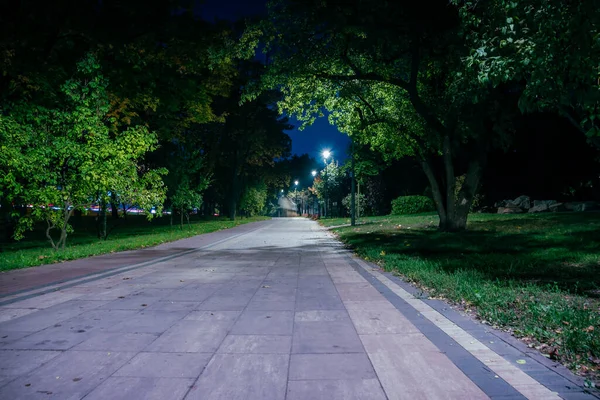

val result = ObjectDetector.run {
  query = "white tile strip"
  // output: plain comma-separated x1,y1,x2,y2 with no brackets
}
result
351,256,562,400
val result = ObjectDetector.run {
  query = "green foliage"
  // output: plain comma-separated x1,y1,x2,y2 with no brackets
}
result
391,196,435,215
312,161,344,201
240,184,268,216
0,54,166,249
342,193,368,217
453,0,600,137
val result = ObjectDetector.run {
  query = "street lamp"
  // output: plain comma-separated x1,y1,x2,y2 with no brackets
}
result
322,150,331,218
294,180,299,216
311,170,317,215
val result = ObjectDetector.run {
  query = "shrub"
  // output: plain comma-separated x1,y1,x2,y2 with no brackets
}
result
342,193,368,216
391,195,435,215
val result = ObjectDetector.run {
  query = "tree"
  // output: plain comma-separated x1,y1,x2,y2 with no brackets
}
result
202,61,292,220
246,0,517,231
0,54,166,249
453,0,600,142
312,160,346,216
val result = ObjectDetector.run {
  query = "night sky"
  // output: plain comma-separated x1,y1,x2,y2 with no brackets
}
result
200,0,351,162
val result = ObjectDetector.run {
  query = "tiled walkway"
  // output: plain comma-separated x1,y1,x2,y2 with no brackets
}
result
0,218,595,399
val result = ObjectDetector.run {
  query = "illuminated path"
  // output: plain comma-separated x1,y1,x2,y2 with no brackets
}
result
0,219,593,399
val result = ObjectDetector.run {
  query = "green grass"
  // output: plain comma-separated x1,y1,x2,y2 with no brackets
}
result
326,212,600,381
0,215,269,271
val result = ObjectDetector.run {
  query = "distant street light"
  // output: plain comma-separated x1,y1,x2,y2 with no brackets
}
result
323,150,331,218
294,180,299,215
311,170,317,215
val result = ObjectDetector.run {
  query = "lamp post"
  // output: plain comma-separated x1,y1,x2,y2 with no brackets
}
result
311,170,317,216
294,180,299,216
322,150,331,218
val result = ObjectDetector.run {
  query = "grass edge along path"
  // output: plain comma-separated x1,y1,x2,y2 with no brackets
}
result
1,216,270,272
325,212,600,386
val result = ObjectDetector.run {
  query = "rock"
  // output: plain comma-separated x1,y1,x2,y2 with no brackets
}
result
533,200,558,208
494,200,508,208
564,201,600,212
548,203,566,212
497,206,524,214
528,204,549,213
508,195,531,210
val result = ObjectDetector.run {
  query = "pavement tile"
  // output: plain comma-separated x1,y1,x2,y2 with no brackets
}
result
183,310,241,323
84,376,194,400
187,354,288,400
114,352,212,378
0,350,62,376
0,308,38,324
292,320,364,353
3,326,93,350
335,283,385,301
197,294,254,310
0,300,108,332
286,379,387,400
144,300,200,312
217,334,292,354
289,353,376,380
144,320,228,353
0,330,34,347
230,310,294,335
0,350,136,400
294,310,350,322
360,334,488,400
346,304,420,335
0,375,16,388
246,300,296,310
295,294,345,311
73,332,159,351
107,310,188,333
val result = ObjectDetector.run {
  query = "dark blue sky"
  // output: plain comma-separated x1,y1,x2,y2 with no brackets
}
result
200,0,351,162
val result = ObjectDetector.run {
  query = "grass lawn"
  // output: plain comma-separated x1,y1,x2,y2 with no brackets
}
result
0,215,269,272
325,212,600,383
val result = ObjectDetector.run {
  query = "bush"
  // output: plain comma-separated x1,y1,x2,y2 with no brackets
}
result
342,193,368,216
391,195,435,215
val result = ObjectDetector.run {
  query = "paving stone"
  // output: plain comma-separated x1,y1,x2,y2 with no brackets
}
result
345,301,420,334
335,283,386,301
0,375,16,388
3,326,93,350
360,334,488,400
217,334,292,354
287,379,387,400
73,332,159,351
84,376,194,400
289,353,376,380
187,354,288,400
197,294,253,310
246,300,296,311
0,350,61,376
144,300,200,312
293,320,364,353
107,310,188,333
295,294,345,311
183,310,241,323
0,350,136,400
144,320,228,353
0,300,108,332
114,352,212,378
0,308,38,323
0,330,34,347
230,310,293,335
294,310,350,322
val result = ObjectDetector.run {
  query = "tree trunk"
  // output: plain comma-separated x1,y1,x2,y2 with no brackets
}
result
110,192,119,219
421,155,484,233
228,198,237,221
180,209,184,230
98,201,108,239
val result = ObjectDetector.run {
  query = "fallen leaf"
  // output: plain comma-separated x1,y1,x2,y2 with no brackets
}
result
516,359,526,364
72,378,82,382
584,325,595,333
262,285,271,288
141,304,147,307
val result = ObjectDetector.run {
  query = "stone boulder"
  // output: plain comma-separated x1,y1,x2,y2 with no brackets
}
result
564,201,600,212
528,204,549,213
508,195,531,210
533,200,558,208
548,203,566,212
